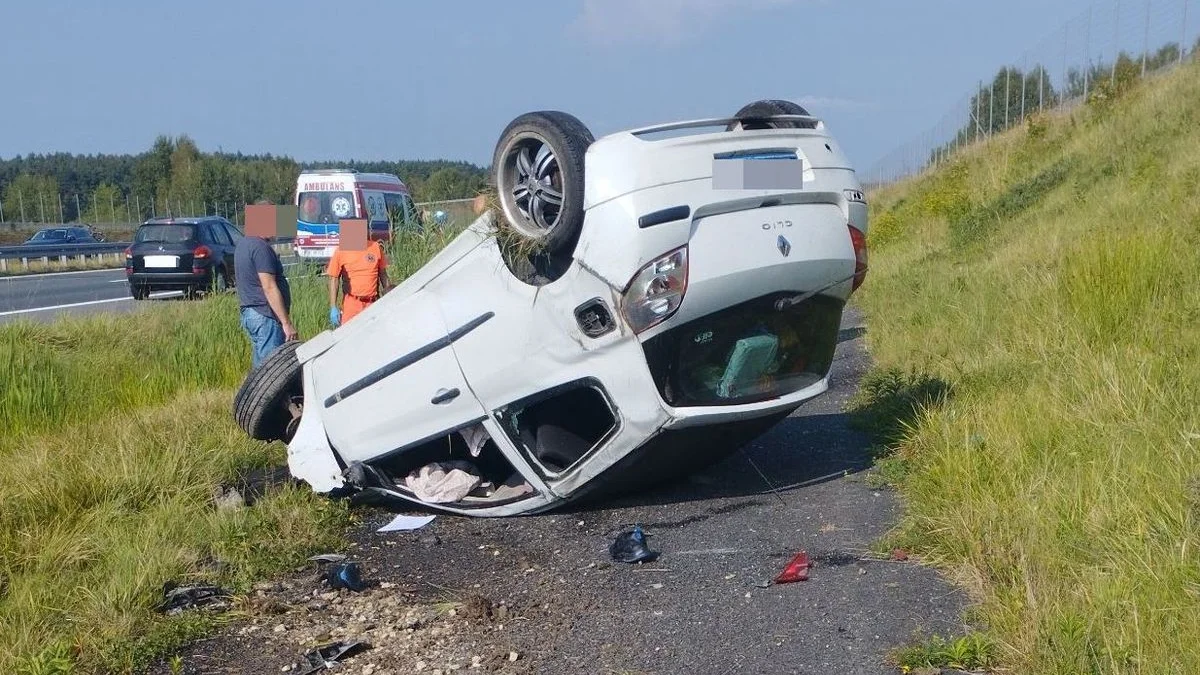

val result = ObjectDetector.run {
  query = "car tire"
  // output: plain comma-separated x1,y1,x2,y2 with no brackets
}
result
233,340,304,443
726,99,813,131
130,284,150,300
210,266,230,294
491,111,593,261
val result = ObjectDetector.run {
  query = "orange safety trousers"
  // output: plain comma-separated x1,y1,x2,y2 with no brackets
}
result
341,293,376,324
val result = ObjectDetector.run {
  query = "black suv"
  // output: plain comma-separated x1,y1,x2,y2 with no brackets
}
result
125,217,243,300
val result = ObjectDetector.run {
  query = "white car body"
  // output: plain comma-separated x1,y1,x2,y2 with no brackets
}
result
283,113,868,517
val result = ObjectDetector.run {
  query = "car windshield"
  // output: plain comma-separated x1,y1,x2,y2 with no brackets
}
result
135,224,196,243
298,191,356,224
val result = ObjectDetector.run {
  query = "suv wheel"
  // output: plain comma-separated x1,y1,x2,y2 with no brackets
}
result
210,267,229,294
130,284,149,301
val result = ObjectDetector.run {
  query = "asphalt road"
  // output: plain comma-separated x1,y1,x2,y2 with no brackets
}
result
0,268,184,324
158,306,969,675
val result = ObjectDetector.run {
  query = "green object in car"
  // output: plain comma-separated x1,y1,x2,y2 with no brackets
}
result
716,333,779,399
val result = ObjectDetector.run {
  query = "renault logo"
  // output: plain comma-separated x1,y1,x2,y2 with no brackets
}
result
777,235,791,257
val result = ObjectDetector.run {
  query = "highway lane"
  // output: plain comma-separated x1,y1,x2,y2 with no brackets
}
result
0,268,185,324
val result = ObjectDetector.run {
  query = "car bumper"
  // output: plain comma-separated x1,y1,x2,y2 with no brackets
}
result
128,269,211,287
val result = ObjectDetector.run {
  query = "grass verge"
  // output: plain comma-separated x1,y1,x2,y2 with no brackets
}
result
0,390,353,674
0,218,474,673
854,58,1200,673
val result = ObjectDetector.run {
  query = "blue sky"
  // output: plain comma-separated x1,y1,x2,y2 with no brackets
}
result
0,1,1120,171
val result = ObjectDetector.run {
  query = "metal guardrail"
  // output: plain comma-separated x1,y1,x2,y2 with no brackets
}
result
0,242,133,273
0,242,132,260
0,239,298,273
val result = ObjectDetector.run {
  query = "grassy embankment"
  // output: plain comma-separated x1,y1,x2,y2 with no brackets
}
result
0,222,467,674
852,58,1200,672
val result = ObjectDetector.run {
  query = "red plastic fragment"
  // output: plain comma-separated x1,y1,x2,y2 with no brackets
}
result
890,548,909,561
774,550,810,583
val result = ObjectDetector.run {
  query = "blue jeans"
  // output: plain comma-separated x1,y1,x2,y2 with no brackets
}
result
241,307,285,368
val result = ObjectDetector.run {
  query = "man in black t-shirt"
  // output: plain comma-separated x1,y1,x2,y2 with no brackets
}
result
235,227,297,368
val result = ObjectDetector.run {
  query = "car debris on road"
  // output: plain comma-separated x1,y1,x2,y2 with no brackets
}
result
609,525,660,564
232,99,870,518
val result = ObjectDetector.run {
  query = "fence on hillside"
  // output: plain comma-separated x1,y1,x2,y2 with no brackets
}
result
0,196,483,233
863,0,1198,188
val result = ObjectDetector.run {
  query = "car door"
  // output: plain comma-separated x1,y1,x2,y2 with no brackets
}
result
207,219,235,272
306,287,489,466
220,220,244,285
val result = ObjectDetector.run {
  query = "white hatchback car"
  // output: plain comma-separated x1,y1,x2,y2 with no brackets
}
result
233,99,869,517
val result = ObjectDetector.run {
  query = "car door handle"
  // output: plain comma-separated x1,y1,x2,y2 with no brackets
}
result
431,388,460,405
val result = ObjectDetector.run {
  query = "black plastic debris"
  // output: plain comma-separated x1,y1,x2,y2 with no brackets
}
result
609,525,659,564
157,582,231,615
297,640,371,675
323,561,367,592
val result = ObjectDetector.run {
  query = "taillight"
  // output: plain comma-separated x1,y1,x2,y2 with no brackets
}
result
848,224,867,292
620,246,689,334
193,245,212,260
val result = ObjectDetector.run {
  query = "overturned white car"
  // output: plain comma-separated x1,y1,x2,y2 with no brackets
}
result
233,100,869,517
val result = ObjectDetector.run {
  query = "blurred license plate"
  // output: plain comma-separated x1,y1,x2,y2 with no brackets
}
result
144,255,178,268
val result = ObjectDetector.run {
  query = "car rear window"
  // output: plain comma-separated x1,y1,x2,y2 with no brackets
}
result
135,224,196,243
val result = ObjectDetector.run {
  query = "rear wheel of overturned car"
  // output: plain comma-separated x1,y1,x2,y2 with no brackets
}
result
233,339,304,443
726,99,813,131
491,111,593,281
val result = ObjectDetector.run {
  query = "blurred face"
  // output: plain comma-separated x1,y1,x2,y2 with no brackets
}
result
300,196,320,221
245,204,298,238
340,219,367,251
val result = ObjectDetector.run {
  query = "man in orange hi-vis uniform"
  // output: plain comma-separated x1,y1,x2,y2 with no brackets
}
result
326,219,390,326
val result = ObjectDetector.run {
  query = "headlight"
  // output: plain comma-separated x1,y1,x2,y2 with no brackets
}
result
621,245,688,334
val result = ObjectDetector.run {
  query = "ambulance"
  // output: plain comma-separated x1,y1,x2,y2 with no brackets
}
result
292,170,421,260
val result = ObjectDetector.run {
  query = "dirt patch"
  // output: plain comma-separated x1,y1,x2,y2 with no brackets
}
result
153,561,535,675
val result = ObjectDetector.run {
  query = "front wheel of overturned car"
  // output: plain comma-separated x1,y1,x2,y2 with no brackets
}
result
233,339,304,443
491,111,593,264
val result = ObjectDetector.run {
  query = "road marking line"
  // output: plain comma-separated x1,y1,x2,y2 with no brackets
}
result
0,267,125,281
0,292,182,317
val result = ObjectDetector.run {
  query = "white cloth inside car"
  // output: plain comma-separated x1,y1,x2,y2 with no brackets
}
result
403,461,482,503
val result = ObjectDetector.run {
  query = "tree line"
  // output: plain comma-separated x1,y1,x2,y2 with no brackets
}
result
0,134,489,224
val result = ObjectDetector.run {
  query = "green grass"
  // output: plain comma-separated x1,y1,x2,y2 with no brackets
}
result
0,219,472,673
891,632,998,673
855,59,1200,673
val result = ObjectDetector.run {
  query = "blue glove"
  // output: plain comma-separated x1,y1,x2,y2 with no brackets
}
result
329,307,341,327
